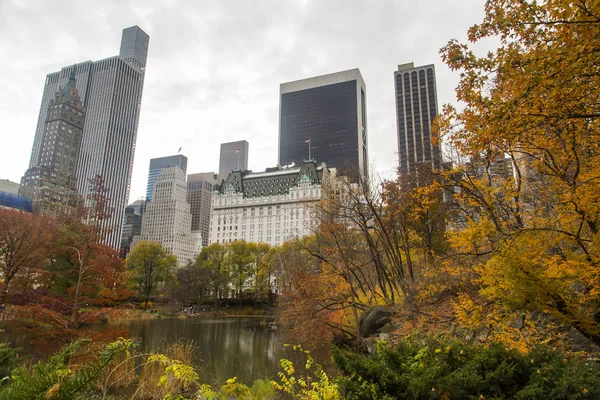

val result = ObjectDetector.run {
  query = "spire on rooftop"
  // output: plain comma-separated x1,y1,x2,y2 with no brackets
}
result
55,64,83,110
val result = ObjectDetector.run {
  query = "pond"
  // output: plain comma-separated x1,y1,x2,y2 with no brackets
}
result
109,316,300,385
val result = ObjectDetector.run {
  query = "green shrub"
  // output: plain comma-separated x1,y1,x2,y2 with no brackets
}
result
0,343,19,385
331,336,600,399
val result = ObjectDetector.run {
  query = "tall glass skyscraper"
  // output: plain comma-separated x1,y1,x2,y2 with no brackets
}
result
146,154,188,201
394,63,441,175
27,26,149,249
278,69,368,182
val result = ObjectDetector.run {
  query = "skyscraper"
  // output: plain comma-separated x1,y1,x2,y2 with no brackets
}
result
187,172,218,247
132,167,201,267
27,26,149,249
218,140,249,182
394,63,441,175
146,155,188,201
119,198,145,258
279,69,368,181
21,69,85,217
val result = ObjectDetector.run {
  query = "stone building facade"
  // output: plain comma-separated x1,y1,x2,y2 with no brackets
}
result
20,69,85,217
132,167,201,266
209,161,331,246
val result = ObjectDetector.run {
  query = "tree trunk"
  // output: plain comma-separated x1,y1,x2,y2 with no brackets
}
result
71,263,84,327
0,274,13,307
144,291,150,311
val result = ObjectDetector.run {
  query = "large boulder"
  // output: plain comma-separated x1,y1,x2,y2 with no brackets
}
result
359,306,394,338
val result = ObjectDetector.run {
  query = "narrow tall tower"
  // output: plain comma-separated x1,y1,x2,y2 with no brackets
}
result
26,26,149,249
187,172,218,247
394,63,441,175
279,69,368,181
218,140,249,182
20,68,85,216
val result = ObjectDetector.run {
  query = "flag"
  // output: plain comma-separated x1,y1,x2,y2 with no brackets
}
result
235,149,240,153
305,138,310,143
178,147,182,153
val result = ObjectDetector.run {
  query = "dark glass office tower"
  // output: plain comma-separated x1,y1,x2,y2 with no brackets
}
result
394,63,441,175
279,69,368,181
146,154,188,201
27,26,149,249
119,198,145,258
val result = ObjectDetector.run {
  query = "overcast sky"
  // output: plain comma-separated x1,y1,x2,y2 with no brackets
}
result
0,0,487,203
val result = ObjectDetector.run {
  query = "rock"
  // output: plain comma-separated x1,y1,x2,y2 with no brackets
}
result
379,322,396,334
510,315,525,330
570,327,600,353
359,306,394,338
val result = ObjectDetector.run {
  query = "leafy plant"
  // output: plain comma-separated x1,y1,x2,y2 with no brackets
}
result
0,338,136,400
332,336,600,399
273,344,340,400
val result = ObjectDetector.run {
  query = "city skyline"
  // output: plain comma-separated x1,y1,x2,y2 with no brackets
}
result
0,0,489,205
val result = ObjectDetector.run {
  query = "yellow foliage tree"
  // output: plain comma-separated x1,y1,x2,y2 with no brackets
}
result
437,0,600,346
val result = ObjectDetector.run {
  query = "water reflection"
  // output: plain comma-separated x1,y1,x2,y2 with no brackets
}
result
112,317,297,385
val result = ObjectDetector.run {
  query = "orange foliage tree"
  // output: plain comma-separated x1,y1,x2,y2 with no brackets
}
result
436,0,600,347
0,208,55,306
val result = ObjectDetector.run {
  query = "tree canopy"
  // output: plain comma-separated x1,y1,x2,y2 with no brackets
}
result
435,0,600,347
126,241,177,310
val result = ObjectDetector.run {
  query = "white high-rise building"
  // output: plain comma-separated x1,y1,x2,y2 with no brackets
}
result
27,26,149,249
209,161,332,247
132,167,201,266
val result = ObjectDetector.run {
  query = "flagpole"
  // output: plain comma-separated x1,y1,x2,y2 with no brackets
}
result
308,137,311,161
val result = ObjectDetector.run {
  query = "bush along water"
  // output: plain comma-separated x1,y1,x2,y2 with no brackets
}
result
1,335,600,399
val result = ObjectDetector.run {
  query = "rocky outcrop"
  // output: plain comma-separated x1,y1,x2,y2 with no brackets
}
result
359,306,394,338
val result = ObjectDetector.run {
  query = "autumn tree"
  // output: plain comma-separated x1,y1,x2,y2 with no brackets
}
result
196,243,229,307
41,175,125,328
436,0,600,347
170,260,217,307
273,170,452,344
84,174,114,240
49,220,125,327
227,241,255,307
126,241,177,310
248,242,272,303
272,239,342,344
0,209,55,306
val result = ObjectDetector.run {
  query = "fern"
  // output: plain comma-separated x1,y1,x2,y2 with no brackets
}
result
0,338,136,400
